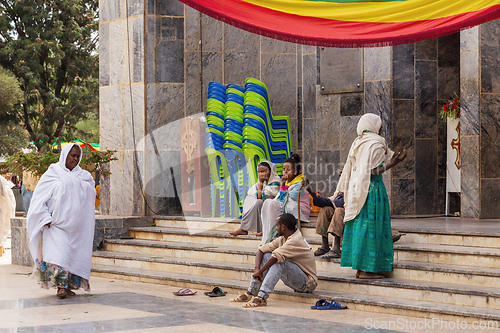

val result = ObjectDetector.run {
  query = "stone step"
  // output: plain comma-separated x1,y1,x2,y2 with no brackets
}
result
91,251,500,310
103,238,500,288
128,227,500,268
90,264,500,322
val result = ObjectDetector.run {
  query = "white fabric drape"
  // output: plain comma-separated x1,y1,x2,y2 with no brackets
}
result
336,113,394,223
27,144,96,279
0,176,16,251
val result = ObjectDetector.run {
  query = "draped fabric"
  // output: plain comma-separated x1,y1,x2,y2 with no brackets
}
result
179,0,500,47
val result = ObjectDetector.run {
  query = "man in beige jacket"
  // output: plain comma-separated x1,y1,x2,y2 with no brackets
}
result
230,213,317,307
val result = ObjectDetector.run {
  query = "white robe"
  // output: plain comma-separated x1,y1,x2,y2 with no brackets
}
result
336,113,393,223
27,144,96,279
0,176,16,251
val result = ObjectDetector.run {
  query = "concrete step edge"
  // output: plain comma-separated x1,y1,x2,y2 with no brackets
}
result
103,238,500,278
90,264,500,322
92,250,500,298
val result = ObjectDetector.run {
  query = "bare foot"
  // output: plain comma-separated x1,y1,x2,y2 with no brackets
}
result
230,228,248,236
357,271,385,279
256,232,262,237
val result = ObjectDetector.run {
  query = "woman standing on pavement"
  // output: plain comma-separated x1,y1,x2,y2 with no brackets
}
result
338,113,406,279
27,143,96,298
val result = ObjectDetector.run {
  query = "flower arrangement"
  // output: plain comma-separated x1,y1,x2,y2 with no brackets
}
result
439,94,460,121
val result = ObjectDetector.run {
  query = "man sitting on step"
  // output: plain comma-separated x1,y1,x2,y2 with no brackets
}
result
230,213,317,308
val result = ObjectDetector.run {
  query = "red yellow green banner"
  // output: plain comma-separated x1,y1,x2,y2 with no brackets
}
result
179,0,500,47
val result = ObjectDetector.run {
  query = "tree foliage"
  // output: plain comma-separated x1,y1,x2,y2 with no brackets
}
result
0,64,28,156
0,0,99,150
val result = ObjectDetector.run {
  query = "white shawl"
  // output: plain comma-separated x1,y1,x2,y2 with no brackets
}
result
0,176,16,249
336,114,393,223
27,144,96,279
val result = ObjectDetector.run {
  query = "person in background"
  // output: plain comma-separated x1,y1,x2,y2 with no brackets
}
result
338,113,406,279
27,144,96,297
230,161,280,236
260,153,310,245
0,175,16,257
230,213,317,307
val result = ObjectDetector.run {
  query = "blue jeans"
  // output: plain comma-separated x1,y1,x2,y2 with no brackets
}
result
248,252,308,300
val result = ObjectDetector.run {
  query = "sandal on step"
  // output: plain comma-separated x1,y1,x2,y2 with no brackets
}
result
243,296,267,308
311,299,328,309
173,288,197,296
316,300,347,310
204,287,227,297
314,247,329,256
230,293,252,302
56,288,67,299
320,249,341,260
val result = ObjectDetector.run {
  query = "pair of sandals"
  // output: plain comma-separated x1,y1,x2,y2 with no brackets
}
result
173,287,227,297
314,247,341,260
56,287,76,298
230,293,267,307
311,299,347,310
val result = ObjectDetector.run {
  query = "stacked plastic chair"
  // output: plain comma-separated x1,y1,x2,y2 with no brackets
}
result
205,82,231,218
243,78,292,179
205,79,293,218
223,84,250,217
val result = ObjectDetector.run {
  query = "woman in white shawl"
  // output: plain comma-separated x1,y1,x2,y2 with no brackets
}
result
338,113,406,279
230,161,280,236
27,144,96,298
260,153,310,244
0,175,16,257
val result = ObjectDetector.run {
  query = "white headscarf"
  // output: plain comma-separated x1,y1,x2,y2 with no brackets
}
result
27,144,96,279
247,160,281,199
336,114,394,222
0,175,16,251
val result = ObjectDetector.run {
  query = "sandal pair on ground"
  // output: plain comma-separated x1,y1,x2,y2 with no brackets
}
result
311,299,347,310
172,287,227,297
230,292,267,308
56,287,76,299
314,247,341,260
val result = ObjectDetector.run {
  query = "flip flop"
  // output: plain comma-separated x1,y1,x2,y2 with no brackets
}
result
317,300,347,310
311,299,329,309
314,247,329,256
173,288,197,296
320,249,341,260
204,287,227,297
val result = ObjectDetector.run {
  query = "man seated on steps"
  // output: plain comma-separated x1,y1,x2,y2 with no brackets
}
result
304,178,345,260
230,213,317,308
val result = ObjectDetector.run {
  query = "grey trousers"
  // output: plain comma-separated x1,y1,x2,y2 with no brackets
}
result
240,198,263,232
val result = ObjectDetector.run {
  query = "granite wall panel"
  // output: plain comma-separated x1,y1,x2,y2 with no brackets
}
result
303,54,317,119
481,179,500,219
365,80,391,142
392,99,414,179
460,50,480,136
185,6,200,51
460,136,480,218
316,150,340,196
159,0,184,16
392,44,415,100
437,119,447,179
99,23,110,87
364,47,391,81
480,94,500,179
391,179,415,215
303,118,317,184
261,53,297,118
201,15,222,52
223,25,260,85
185,51,202,116
416,39,437,60
147,83,185,132
438,34,460,100
340,93,363,116
156,40,184,83
261,37,296,54
316,91,340,150
415,138,438,214
133,17,144,83
415,60,437,138
340,116,360,164
201,51,223,112
481,20,500,94
100,86,123,150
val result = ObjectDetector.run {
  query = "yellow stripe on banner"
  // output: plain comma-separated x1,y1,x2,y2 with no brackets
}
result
243,0,500,23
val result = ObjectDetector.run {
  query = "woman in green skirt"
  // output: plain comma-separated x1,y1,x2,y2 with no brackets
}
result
337,113,406,279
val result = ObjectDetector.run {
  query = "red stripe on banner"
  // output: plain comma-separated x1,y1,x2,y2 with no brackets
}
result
179,0,500,47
